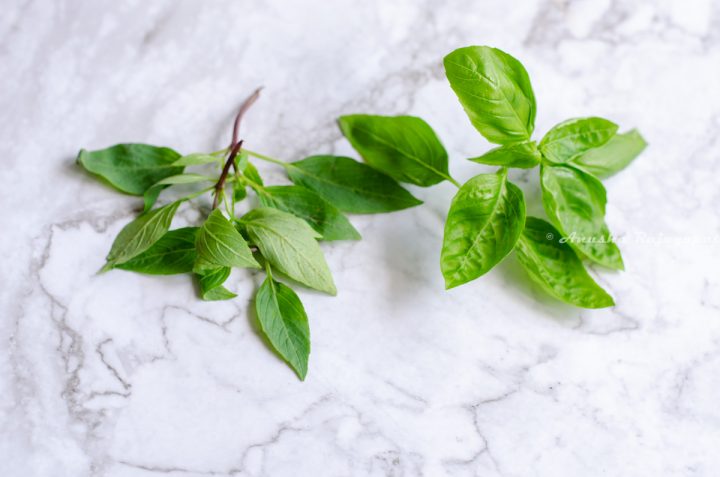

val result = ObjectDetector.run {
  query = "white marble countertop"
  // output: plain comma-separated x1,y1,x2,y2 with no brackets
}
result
2,1,720,476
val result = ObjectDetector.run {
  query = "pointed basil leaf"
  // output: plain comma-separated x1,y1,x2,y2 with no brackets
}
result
143,185,164,212
194,209,260,273
441,170,526,289
287,155,422,213
243,162,264,186
172,153,221,166
540,165,623,269
242,208,336,295
116,227,198,275
572,129,647,179
443,46,536,144
77,144,183,195
103,201,181,270
338,115,451,186
539,117,618,164
196,267,237,301
515,217,614,308
468,140,542,168
255,274,310,380
258,185,360,241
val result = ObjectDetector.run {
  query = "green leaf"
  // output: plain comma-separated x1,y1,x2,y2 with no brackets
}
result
540,164,623,269
468,140,542,168
153,173,215,185
77,144,183,195
255,274,310,380
443,46,536,144
243,162,264,186
142,173,215,212
196,267,237,301
103,201,181,270
572,129,647,179
233,181,248,202
173,153,221,166
242,208,336,295
441,170,526,288
338,114,451,186
116,227,198,275
194,209,260,273
539,117,618,164
287,155,422,213
515,217,614,308
258,185,360,241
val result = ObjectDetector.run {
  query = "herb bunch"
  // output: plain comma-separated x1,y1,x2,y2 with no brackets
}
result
338,45,646,308
78,89,424,379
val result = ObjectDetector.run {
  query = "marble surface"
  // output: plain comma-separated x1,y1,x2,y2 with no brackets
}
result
2,0,720,475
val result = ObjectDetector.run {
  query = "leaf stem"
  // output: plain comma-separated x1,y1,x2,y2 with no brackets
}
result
447,176,461,188
243,149,290,168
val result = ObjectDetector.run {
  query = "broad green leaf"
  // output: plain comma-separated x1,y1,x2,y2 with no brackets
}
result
444,46,536,144
540,164,623,269
116,227,198,275
441,170,526,288
194,209,260,273
197,267,237,301
77,144,183,195
242,208,336,295
255,274,310,380
287,155,422,213
468,140,542,168
259,185,360,241
338,114,451,186
103,201,180,270
515,217,614,308
539,117,618,164
173,153,221,166
572,129,647,179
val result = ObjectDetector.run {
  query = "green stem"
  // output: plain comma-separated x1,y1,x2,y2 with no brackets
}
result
243,149,290,168
447,176,461,188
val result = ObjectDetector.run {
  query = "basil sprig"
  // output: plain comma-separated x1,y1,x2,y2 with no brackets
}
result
341,45,646,308
78,89,422,380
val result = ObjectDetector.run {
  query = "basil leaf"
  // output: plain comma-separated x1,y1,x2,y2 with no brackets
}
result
77,144,183,195
243,162,264,186
103,201,180,270
116,227,198,275
242,208,336,295
255,274,310,380
468,140,541,168
233,181,248,202
572,129,647,179
338,114,451,186
515,217,614,308
173,153,221,166
258,185,360,241
197,267,237,301
153,173,215,185
540,165,623,269
539,117,618,164
194,209,260,273
444,46,536,144
287,155,422,213
441,170,526,288
143,185,164,212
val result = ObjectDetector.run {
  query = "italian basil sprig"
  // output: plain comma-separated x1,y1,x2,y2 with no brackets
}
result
78,89,423,379
340,45,646,308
